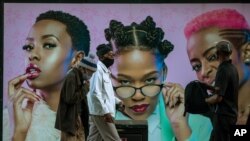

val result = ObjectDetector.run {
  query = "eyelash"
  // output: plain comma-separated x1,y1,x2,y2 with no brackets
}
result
118,77,157,86
22,43,56,51
118,80,130,86
145,77,157,84
43,43,56,49
192,64,201,72
22,45,33,51
207,54,218,62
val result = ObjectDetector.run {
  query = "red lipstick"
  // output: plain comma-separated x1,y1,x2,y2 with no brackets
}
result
130,104,149,113
26,63,41,80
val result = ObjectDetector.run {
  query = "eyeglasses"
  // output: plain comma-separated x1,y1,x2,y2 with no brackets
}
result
113,84,164,99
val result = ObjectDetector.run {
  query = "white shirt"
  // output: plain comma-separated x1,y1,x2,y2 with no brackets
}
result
87,61,120,117
3,101,61,141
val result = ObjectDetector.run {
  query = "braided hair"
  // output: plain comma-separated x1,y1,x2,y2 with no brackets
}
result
104,16,174,59
36,10,90,55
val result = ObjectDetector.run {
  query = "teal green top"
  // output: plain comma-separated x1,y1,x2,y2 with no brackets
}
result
115,94,212,141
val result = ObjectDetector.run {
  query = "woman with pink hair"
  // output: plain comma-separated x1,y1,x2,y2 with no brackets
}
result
184,8,250,140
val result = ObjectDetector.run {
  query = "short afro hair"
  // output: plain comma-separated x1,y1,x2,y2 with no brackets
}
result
36,10,90,55
184,8,249,40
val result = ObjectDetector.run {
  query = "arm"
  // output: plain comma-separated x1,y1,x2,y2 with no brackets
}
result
12,133,26,141
205,66,230,105
92,71,110,114
63,71,84,104
164,82,191,141
172,117,192,141
205,94,223,104
8,74,40,141
214,67,229,97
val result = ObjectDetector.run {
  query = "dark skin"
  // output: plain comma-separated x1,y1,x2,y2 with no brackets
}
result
205,87,222,104
205,53,229,105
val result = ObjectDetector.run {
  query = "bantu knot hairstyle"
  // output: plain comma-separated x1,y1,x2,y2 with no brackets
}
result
104,16,174,58
36,10,90,55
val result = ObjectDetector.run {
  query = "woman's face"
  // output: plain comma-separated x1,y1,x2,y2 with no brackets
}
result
24,19,73,90
241,42,250,65
187,27,238,85
112,49,163,120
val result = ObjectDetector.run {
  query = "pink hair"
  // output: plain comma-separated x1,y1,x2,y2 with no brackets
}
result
184,8,249,39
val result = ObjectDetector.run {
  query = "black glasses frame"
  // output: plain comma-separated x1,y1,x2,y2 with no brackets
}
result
113,84,164,99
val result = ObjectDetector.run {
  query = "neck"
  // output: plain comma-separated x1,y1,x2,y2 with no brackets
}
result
100,60,109,68
37,83,63,112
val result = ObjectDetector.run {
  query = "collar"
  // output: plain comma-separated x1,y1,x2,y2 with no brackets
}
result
97,60,110,73
148,103,160,134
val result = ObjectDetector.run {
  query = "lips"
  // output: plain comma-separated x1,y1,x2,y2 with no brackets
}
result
203,78,215,86
130,104,149,113
26,63,41,80
207,80,215,86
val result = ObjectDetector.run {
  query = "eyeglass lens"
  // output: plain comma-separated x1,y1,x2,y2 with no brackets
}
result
115,84,162,99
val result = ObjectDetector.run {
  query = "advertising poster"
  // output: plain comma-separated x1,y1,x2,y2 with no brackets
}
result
3,3,250,141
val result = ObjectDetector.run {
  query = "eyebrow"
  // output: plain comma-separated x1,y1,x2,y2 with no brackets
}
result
26,37,34,42
190,46,217,63
115,71,159,81
41,34,60,41
202,46,216,57
26,34,60,42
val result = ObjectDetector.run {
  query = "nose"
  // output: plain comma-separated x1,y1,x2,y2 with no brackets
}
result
109,51,115,58
200,62,212,82
131,88,145,101
28,46,40,61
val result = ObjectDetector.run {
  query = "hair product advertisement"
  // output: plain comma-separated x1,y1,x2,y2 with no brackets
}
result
3,3,250,141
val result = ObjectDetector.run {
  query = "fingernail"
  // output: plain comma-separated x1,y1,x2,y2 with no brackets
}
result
36,94,42,99
171,104,175,108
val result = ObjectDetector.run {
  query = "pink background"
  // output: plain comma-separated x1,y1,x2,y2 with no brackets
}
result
3,3,250,107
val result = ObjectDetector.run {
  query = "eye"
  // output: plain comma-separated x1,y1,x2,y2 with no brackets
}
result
43,43,56,49
22,45,33,51
145,77,157,84
118,79,131,86
192,64,201,72
207,54,218,62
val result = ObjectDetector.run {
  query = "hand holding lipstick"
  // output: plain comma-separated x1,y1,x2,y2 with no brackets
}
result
8,73,41,140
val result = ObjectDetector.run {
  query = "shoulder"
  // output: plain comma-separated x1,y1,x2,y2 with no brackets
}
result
66,68,80,79
219,62,236,73
66,68,76,77
95,67,105,77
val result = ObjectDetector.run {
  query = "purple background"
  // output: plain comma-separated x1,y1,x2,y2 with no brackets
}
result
3,3,250,107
